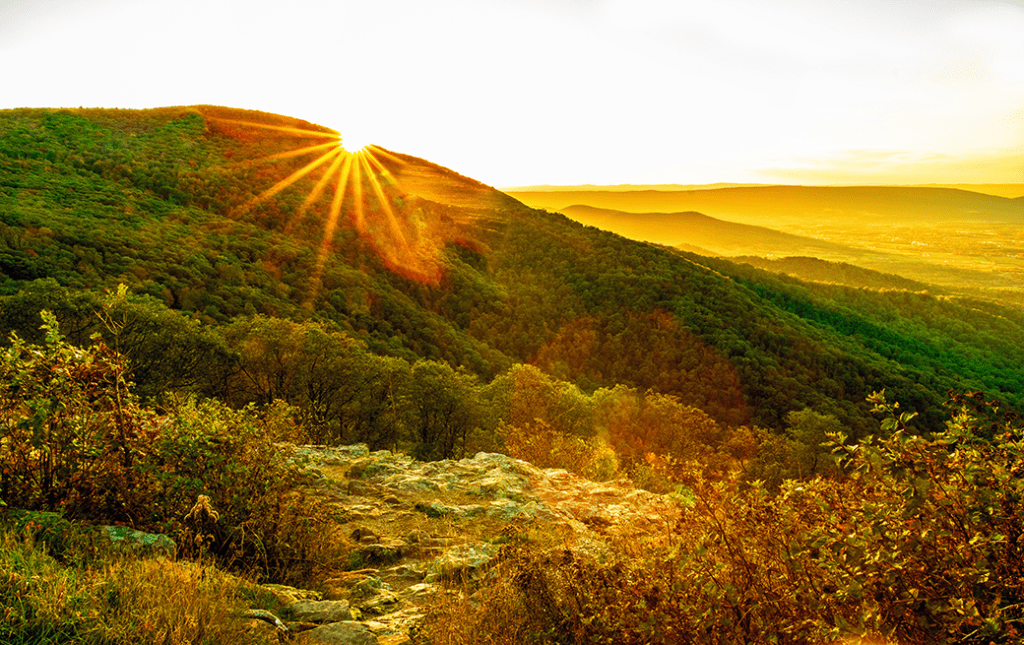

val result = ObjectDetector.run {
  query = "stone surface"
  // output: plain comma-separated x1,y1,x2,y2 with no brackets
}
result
424,543,499,583
385,563,427,582
263,442,685,642
303,621,378,645
350,576,390,598
401,583,438,600
261,583,322,605
279,599,353,623
363,607,426,640
356,590,400,615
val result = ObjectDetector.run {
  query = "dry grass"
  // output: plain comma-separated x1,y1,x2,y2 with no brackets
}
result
0,525,277,645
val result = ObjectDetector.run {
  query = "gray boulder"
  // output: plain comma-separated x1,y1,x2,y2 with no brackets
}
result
260,583,322,605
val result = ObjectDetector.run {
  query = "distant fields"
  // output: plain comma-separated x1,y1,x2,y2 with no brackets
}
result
507,185,1024,306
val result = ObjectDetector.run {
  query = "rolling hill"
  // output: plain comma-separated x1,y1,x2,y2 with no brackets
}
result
509,185,1024,304
2,105,1023,442
559,204,862,258
507,185,1023,225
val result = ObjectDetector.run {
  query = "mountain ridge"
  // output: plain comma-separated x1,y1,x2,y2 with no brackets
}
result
505,183,1024,199
1,105,1023,439
560,204,859,257
508,185,1022,224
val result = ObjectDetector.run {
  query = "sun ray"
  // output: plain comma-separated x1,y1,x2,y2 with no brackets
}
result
281,148,345,234
361,148,400,187
213,111,450,288
297,149,348,218
314,154,355,269
361,153,409,251
218,140,339,172
258,140,341,163
207,116,339,139
243,146,342,210
364,145,407,167
306,154,363,306
327,153,356,237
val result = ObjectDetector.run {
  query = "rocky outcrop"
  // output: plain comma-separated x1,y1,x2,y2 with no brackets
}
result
243,444,681,643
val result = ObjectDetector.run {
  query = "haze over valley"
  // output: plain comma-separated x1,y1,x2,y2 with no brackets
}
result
2,0,1024,642
509,185,1024,305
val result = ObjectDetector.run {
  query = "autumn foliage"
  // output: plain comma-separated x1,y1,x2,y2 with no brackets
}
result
424,391,1024,644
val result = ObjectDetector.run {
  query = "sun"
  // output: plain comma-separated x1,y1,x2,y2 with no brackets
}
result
341,130,373,155
206,113,445,296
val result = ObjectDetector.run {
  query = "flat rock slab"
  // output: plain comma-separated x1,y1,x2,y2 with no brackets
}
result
424,543,499,582
304,621,378,645
279,599,352,623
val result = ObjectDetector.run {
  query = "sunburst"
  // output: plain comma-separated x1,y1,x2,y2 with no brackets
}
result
207,115,445,299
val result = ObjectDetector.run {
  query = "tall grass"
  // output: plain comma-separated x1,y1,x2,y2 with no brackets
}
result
0,524,276,645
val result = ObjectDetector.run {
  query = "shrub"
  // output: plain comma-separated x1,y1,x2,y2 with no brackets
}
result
0,313,346,586
504,420,618,481
424,392,1024,644
0,311,154,523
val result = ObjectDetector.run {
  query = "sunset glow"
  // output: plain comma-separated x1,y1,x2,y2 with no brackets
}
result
342,135,371,155
4,0,1020,187
210,116,444,289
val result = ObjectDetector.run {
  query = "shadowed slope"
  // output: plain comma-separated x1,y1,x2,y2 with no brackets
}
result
561,204,860,258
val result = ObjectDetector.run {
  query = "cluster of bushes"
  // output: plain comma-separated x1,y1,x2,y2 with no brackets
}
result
0,302,853,571
3,305,1022,643
0,286,922,496
422,391,1024,644
0,311,343,585
0,288,770,479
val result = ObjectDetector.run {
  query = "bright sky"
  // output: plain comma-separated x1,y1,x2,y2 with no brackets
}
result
1,0,1022,187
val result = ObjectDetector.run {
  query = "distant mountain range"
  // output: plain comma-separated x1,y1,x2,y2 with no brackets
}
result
559,204,861,258
508,184,1024,304
505,183,1024,199
501,183,773,193
507,185,1022,226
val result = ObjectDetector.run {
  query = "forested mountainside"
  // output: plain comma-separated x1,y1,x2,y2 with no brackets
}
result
1,105,1023,443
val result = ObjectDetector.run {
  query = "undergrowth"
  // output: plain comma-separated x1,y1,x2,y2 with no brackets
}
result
0,520,277,645
4,309,1023,643
0,311,348,586
419,391,1024,645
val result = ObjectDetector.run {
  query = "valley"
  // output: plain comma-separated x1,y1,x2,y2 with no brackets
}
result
508,185,1024,304
2,106,1023,644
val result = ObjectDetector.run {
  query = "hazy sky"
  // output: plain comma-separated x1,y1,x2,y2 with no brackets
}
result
2,0,1021,187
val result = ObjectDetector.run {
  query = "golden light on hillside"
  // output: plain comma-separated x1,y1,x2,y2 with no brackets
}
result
208,116,445,293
